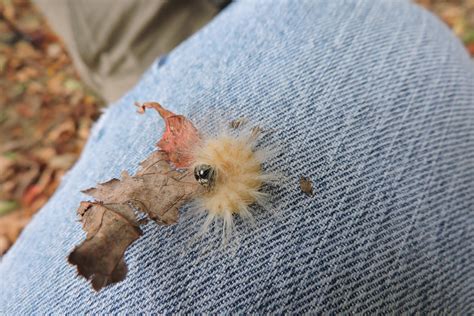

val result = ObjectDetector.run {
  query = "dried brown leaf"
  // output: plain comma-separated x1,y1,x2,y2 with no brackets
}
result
83,151,200,225
70,150,200,290
135,102,200,168
68,202,142,291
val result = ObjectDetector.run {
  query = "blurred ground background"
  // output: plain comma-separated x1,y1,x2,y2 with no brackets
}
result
0,0,102,254
418,0,474,55
0,0,473,255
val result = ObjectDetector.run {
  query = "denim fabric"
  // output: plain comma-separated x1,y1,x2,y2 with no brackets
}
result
1,0,473,313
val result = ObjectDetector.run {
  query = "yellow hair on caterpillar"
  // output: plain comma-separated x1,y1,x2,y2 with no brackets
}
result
190,127,273,244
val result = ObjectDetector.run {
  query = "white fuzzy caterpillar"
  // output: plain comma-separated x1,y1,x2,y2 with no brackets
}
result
136,102,278,246
189,123,277,245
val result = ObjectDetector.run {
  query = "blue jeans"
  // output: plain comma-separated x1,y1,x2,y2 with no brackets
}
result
1,0,473,313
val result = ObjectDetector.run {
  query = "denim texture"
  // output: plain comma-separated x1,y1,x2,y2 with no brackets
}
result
1,0,473,313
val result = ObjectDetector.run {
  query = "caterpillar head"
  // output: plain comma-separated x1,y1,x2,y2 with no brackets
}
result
193,164,217,189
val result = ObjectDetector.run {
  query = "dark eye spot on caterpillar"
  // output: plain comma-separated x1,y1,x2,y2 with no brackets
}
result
194,164,216,188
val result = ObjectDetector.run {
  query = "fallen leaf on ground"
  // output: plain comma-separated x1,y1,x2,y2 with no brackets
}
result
0,0,103,256
0,200,18,216
0,211,30,255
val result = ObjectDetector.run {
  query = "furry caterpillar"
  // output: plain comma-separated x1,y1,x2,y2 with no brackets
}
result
191,126,273,243
136,102,275,245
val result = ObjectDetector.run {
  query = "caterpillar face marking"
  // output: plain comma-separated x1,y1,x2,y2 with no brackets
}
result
194,164,216,189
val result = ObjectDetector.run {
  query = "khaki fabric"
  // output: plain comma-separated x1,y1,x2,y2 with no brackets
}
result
34,0,224,102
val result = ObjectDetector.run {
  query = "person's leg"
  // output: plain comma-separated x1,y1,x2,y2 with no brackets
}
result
33,0,227,102
1,0,473,313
